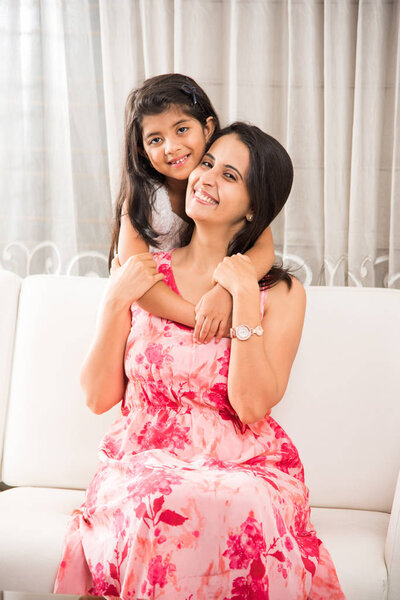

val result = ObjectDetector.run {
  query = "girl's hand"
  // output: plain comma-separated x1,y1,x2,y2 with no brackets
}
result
212,254,259,297
106,253,164,309
193,285,233,344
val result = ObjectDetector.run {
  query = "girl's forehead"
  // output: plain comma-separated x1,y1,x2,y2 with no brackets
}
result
142,106,194,136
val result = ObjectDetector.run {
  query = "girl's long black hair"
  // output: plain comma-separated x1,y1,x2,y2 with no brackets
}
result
181,122,294,289
108,73,220,268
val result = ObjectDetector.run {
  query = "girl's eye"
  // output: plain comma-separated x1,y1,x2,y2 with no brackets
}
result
201,160,213,168
178,126,189,134
150,137,162,145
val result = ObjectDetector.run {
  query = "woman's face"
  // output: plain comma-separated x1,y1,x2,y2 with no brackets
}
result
186,134,252,227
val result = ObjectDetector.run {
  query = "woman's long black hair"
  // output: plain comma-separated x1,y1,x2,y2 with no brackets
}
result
108,74,220,268
181,122,294,289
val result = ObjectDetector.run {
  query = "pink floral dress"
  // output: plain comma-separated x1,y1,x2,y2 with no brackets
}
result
54,251,345,600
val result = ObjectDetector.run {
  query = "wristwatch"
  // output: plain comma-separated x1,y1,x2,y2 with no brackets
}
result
229,324,264,341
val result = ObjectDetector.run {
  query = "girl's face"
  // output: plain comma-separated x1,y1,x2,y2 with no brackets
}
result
186,134,253,228
141,106,215,182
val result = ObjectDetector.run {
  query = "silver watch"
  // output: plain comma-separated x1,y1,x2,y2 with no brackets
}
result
229,324,264,341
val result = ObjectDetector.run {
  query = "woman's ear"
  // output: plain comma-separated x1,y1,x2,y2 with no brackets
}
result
204,116,216,142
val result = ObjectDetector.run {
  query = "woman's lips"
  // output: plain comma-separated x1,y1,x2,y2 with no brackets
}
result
193,188,219,206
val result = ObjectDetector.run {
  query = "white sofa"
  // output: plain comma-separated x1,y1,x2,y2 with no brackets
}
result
0,270,399,599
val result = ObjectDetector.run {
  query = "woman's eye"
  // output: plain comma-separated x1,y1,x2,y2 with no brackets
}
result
150,137,162,145
178,126,188,134
225,172,236,181
201,160,213,168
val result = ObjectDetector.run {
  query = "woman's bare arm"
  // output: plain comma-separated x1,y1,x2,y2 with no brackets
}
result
118,211,196,326
228,278,306,423
81,255,164,414
213,254,306,424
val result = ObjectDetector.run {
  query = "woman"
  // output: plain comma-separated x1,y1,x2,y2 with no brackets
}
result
54,123,344,599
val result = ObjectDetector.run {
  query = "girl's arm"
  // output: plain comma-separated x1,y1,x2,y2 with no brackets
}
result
81,254,164,414
244,225,275,280
118,210,196,327
213,254,306,424
193,226,275,343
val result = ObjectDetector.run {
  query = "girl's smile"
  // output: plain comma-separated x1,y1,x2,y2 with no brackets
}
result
168,153,191,168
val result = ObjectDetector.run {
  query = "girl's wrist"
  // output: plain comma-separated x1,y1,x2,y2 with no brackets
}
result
214,282,232,297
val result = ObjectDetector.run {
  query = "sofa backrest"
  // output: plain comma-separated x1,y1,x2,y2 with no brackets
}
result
0,271,22,473
272,286,400,513
1,275,400,513
1,275,118,491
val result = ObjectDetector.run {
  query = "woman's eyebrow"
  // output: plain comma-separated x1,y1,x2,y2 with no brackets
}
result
144,119,191,141
205,152,243,180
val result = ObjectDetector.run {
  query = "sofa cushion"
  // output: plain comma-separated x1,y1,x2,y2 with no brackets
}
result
0,487,84,593
0,487,389,598
311,507,388,600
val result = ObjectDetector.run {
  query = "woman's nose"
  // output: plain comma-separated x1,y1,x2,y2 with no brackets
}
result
197,168,216,187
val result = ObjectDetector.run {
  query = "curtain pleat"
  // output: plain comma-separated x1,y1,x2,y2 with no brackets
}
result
388,1,400,288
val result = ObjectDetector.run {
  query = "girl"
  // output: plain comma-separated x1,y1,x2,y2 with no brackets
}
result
54,123,344,598
109,73,276,343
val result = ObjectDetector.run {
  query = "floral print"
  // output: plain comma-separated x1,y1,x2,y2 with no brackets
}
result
54,251,344,599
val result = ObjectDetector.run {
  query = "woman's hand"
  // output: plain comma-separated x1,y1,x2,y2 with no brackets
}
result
193,285,233,344
212,254,259,297
106,253,164,310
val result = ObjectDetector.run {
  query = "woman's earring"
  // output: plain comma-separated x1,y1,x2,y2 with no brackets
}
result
246,214,254,222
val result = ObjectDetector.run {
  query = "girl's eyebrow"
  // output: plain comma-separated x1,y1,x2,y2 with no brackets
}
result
144,119,191,141
204,152,243,181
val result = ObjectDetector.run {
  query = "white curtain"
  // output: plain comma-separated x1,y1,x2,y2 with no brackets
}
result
1,0,399,286
0,0,111,277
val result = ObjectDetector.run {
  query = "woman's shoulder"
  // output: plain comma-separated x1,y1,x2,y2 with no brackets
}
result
263,276,306,316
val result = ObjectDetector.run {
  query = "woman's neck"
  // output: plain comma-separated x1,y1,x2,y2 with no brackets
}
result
176,226,231,274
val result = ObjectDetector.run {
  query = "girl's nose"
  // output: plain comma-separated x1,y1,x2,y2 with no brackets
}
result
164,136,181,155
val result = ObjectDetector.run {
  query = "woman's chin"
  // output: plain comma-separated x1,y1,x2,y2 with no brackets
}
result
186,209,214,224
186,202,219,221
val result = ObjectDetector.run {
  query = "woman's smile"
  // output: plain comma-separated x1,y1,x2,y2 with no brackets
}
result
193,186,219,206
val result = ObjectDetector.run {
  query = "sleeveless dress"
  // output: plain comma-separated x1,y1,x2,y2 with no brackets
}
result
54,251,345,599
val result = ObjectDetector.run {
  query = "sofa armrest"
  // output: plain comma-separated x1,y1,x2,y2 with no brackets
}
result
386,469,400,600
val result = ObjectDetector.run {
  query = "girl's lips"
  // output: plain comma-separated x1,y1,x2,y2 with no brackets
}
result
169,154,190,168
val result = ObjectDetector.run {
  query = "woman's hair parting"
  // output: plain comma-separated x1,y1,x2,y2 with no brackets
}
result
181,122,294,289
108,73,220,268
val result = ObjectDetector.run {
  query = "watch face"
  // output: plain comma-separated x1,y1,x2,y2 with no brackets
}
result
236,325,251,340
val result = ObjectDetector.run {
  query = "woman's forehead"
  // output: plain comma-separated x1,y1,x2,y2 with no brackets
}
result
208,134,249,174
